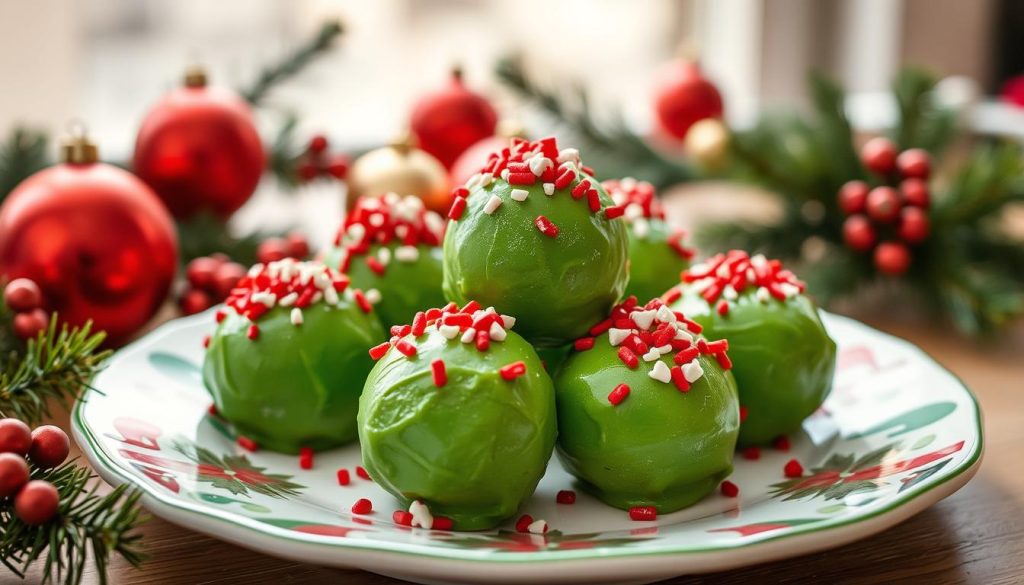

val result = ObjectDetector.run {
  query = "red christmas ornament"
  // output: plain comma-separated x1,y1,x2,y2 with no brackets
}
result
4,278,42,312
896,148,931,180
866,186,901,223
653,59,724,141
900,178,930,208
133,67,265,219
28,425,70,469
842,215,876,252
898,207,930,244
12,309,49,340
0,134,179,346
14,480,60,525
1000,74,1024,108
860,137,898,175
837,180,869,214
874,242,911,275
0,418,32,455
449,134,513,187
0,453,29,497
410,66,498,169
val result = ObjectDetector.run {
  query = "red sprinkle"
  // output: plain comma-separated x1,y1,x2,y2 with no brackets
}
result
207,403,218,417
202,335,211,348
246,324,259,340
215,309,226,323
608,383,631,405
715,352,733,370
336,469,351,486
589,318,612,336
507,172,537,185
571,179,591,199
369,342,391,360
587,189,601,212
395,339,418,357
742,446,761,461
475,329,491,352
784,459,804,478
351,498,373,515
356,466,371,480
574,337,595,351
237,436,258,452
674,346,700,365
366,256,386,275
662,287,682,304
448,196,467,220
432,517,454,531
461,300,481,314
739,406,749,422
353,289,372,313
411,311,427,336
720,480,739,498
299,447,314,470
716,299,730,316
534,215,559,238
431,359,447,387
670,366,691,392
617,346,639,369
499,361,527,381
515,514,534,533
393,510,413,526
556,490,577,505
605,205,626,220
773,436,791,451
554,168,576,189
629,506,657,522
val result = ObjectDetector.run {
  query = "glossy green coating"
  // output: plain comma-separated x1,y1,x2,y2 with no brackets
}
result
443,177,629,348
358,327,556,531
555,340,739,513
673,291,837,447
624,219,690,302
203,301,384,453
322,243,445,329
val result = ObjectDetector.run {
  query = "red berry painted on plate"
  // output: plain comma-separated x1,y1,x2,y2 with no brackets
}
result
900,178,930,208
896,148,931,179
866,186,901,223
898,207,930,244
837,180,869,215
28,425,70,469
0,418,33,455
4,278,43,312
0,453,30,497
842,215,876,252
14,480,60,525
874,241,912,275
860,137,897,175
13,309,49,340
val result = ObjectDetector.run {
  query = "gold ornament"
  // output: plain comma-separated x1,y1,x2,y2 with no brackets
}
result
683,118,730,170
346,138,451,213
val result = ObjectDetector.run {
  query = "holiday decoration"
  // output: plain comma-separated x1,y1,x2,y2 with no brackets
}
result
5,277,50,340
652,58,724,141
683,118,731,170
133,66,265,219
178,255,248,316
346,140,451,213
0,133,178,346
449,123,525,187
411,66,498,169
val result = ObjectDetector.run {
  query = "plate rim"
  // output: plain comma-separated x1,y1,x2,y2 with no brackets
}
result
72,309,985,571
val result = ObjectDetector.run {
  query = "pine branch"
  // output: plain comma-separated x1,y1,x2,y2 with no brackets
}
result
495,56,694,190
891,68,957,156
177,212,289,265
0,460,145,585
241,20,344,106
0,127,51,202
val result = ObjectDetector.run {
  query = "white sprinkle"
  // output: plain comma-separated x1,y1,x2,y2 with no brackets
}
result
510,188,529,202
529,156,553,176
620,177,638,190
424,212,445,237
395,245,420,263
409,501,434,529
383,192,400,205
632,310,657,330
612,191,627,206
250,292,275,308
557,148,580,164
377,247,391,266
632,218,650,239
780,283,801,298
756,287,771,303
500,169,510,181
683,360,704,383
642,348,661,362
439,324,460,339
625,204,644,220
324,286,339,305
500,314,516,328
313,271,331,290
483,195,503,215
675,328,693,342
746,268,757,282
278,292,298,307
248,263,265,278
366,289,382,304
649,360,672,383
290,308,303,326
527,519,548,534
543,183,555,196
608,328,631,346
480,172,494,186
656,344,673,355
395,224,409,239
368,213,385,227
461,327,476,344
723,286,738,301
465,173,483,189
343,288,355,301
656,305,676,323
716,264,730,278
489,322,507,341
311,291,323,305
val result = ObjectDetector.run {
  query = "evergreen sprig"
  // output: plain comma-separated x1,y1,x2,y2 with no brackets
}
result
0,127,50,202
241,20,344,107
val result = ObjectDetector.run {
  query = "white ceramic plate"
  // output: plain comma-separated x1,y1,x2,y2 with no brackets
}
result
73,310,982,584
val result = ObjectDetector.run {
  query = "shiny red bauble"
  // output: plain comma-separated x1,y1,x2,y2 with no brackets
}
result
4,278,42,312
900,178,930,208
449,135,513,187
14,480,60,525
898,207,931,244
860,137,898,175
866,186,901,223
896,148,931,179
133,69,265,219
874,242,911,275
0,453,29,497
0,418,32,455
842,215,876,252
411,68,498,170
837,180,869,214
0,141,178,346
653,59,724,141
28,425,70,469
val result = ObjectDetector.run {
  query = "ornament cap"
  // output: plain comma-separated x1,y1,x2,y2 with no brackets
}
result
184,65,208,88
496,119,525,139
61,132,99,165
450,64,464,83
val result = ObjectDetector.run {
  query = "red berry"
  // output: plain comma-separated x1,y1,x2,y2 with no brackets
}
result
308,134,329,154
186,256,221,289
326,155,349,179
837,180,869,215
257,238,290,265
179,288,212,316
860,137,898,175
0,418,32,455
28,425,70,469
898,207,930,244
13,309,49,340
297,162,319,182
0,453,30,497
783,459,804,478
14,480,60,525
874,242,911,275
286,232,310,259
900,178,930,208
842,215,876,252
896,148,931,179
212,262,246,300
866,187,901,223
4,278,42,312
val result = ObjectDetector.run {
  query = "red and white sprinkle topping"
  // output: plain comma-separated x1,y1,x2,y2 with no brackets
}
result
602,178,695,259
408,500,434,529
674,250,806,316
218,259,363,340
332,193,445,274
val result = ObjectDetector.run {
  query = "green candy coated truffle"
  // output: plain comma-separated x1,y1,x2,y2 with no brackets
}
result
673,291,836,447
358,325,557,530
443,177,629,348
323,243,445,329
204,301,384,453
555,341,739,513
624,219,691,302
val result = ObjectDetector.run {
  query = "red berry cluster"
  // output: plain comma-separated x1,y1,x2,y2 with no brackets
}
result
839,137,932,276
256,232,311,265
296,134,349,183
180,254,247,316
4,278,50,340
0,418,70,525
